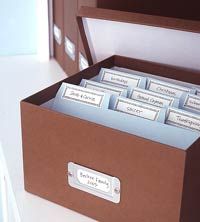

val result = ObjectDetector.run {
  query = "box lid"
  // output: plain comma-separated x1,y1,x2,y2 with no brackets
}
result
77,7,200,71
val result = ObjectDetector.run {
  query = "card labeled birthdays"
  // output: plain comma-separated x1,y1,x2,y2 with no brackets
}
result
80,79,128,97
147,78,195,98
128,87,179,108
166,108,200,132
97,68,146,89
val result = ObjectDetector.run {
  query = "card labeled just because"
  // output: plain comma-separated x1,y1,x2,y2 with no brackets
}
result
129,87,179,108
166,108,200,132
97,68,146,88
110,97,165,122
80,79,128,97
147,78,193,98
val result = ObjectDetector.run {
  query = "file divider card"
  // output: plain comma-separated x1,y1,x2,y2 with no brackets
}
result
109,96,166,123
128,87,179,108
80,79,129,97
180,94,200,114
97,68,147,89
53,83,110,109
166,108,200,132
147,78,196,98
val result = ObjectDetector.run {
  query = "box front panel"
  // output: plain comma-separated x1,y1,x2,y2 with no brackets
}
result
21,102,186,222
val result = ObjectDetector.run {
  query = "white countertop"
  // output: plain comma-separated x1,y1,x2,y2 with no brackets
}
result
0,55,96,222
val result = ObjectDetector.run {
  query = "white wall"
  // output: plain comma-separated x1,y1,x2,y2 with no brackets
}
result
0,0,37,56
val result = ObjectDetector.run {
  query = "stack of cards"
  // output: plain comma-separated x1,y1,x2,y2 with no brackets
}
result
50,67,200,148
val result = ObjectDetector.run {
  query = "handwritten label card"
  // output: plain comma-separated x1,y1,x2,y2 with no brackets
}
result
130,88,175,108
166,108,200,132
100,69,142,88
77,169,111,193
114,98,161,121
184,94,200,113
68,162,121,204
148,79,190,98
62,85,105,107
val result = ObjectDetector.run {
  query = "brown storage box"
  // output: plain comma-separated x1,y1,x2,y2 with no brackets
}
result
22,7,200,222
21,55,200,222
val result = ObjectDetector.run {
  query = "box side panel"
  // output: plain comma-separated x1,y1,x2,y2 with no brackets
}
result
180,138,200,222
21,102,186,222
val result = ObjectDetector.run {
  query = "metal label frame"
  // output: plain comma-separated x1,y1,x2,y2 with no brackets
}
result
67,162,121,204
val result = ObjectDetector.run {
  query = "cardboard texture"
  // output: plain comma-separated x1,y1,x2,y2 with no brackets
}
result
21,55,200,222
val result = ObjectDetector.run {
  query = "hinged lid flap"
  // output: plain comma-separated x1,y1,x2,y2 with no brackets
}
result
77,7,200,70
